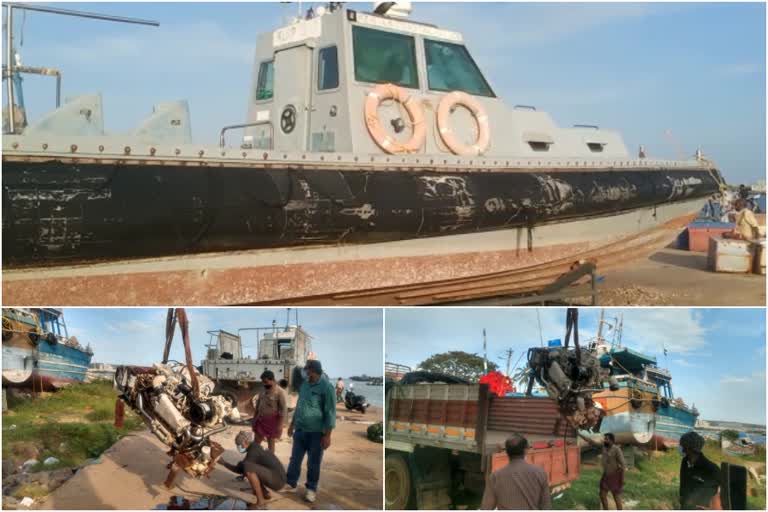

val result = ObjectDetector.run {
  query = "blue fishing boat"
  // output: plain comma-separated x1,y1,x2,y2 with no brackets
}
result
646,363,699,448
1,308,93,390
579,311,697,448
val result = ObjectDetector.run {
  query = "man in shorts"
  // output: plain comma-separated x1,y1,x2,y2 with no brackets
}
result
599,433,625,510
252,370,287,453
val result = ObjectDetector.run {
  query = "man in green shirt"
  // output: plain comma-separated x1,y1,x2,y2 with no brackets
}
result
285,359,336,503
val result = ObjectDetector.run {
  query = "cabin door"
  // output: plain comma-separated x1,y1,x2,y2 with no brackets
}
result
273,45,313,152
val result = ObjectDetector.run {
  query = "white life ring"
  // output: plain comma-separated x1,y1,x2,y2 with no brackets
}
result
436,91,491,156
364,83,426,154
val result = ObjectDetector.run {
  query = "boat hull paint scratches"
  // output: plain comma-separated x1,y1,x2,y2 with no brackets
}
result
652,405,698,447
2,161,720,265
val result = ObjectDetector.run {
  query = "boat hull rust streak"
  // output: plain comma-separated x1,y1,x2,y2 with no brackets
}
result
2,161,719,265
3,194,704,305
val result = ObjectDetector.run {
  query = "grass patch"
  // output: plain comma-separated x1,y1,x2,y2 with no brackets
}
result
84,404,116,422
554,442,766,510
2,381,143,471
12,483,49,499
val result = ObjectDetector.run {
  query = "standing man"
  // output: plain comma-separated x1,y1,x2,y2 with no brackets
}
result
679,431,721,510
218,431,287,510
480,434,551,510
285,360,336,503
252,370,287,454
335,377,345,403
599,433,625,510
577,432,626,510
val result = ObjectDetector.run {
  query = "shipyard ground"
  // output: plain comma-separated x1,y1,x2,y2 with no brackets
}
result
2,386,382,510
33,403,381,510
554,442,766,510
450,442,766,510
464,247,766,306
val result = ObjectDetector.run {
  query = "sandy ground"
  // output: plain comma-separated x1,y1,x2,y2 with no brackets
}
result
599,247,765,306
36,404,382,510
463,247,766,306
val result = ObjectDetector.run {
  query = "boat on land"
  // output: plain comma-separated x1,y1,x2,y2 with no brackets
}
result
2,2,724,305
582,311,697,448
1,308,94,390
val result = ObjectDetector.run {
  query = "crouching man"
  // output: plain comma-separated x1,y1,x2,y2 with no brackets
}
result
219,431,287,509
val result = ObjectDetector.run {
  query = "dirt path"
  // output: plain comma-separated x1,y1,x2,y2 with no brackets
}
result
37,404,382,510
462,247,766,306
599,247,765,306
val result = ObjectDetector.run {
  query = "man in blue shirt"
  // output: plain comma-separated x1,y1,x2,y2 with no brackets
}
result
285,359,336,503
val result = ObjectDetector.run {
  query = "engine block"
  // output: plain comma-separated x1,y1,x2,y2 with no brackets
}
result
114,362,240,479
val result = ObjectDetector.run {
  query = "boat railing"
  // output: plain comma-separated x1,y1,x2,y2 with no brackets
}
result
646,365,672,379
385,362,412,381
3,2,158,135
219,121,275,148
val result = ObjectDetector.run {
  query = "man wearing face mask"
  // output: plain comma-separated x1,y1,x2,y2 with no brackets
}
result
252,370,287,453
285,359,336,503
219,431,287,509
679,431,721,509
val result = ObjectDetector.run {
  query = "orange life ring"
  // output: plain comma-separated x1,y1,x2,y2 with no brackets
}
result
436,91,491,156
364,84,426,154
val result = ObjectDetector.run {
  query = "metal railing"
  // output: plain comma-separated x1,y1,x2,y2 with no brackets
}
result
219,121,274,148
3,65,61,107
3,2,157,134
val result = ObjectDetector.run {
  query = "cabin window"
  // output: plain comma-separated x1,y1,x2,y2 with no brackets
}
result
587,142,605,153
352,25,418,89
318,46,339,90
528,142,551,152
425,39,494,97
256,60,274,101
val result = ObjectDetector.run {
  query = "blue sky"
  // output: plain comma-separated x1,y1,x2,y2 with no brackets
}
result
63,307,383,379
385,308,767,425
7,2,765,184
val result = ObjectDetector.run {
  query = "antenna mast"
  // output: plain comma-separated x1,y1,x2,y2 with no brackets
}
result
596,308,605,343
482,328,488,374
536,310,544,347
504,348,514,377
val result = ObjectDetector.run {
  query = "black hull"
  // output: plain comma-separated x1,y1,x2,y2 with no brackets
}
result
2,161,721,266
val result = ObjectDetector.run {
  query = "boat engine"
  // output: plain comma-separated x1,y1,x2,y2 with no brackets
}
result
525,308,615,430
114,362,240,479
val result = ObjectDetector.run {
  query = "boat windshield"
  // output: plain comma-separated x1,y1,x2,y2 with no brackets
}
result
352,25,419,89
425,39,494,97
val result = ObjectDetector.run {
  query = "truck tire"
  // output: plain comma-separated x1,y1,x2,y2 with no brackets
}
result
386,452,415,510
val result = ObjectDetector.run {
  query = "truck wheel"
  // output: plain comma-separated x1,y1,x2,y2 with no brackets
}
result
385,452,415,509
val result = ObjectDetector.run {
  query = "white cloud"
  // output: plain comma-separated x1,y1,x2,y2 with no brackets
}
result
673,359,698,368
718,63,763,76
720,375,751,385
720,370,766,385
616,309,708,355
40,20,257,70
705,371,767,424
423,3,657,50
